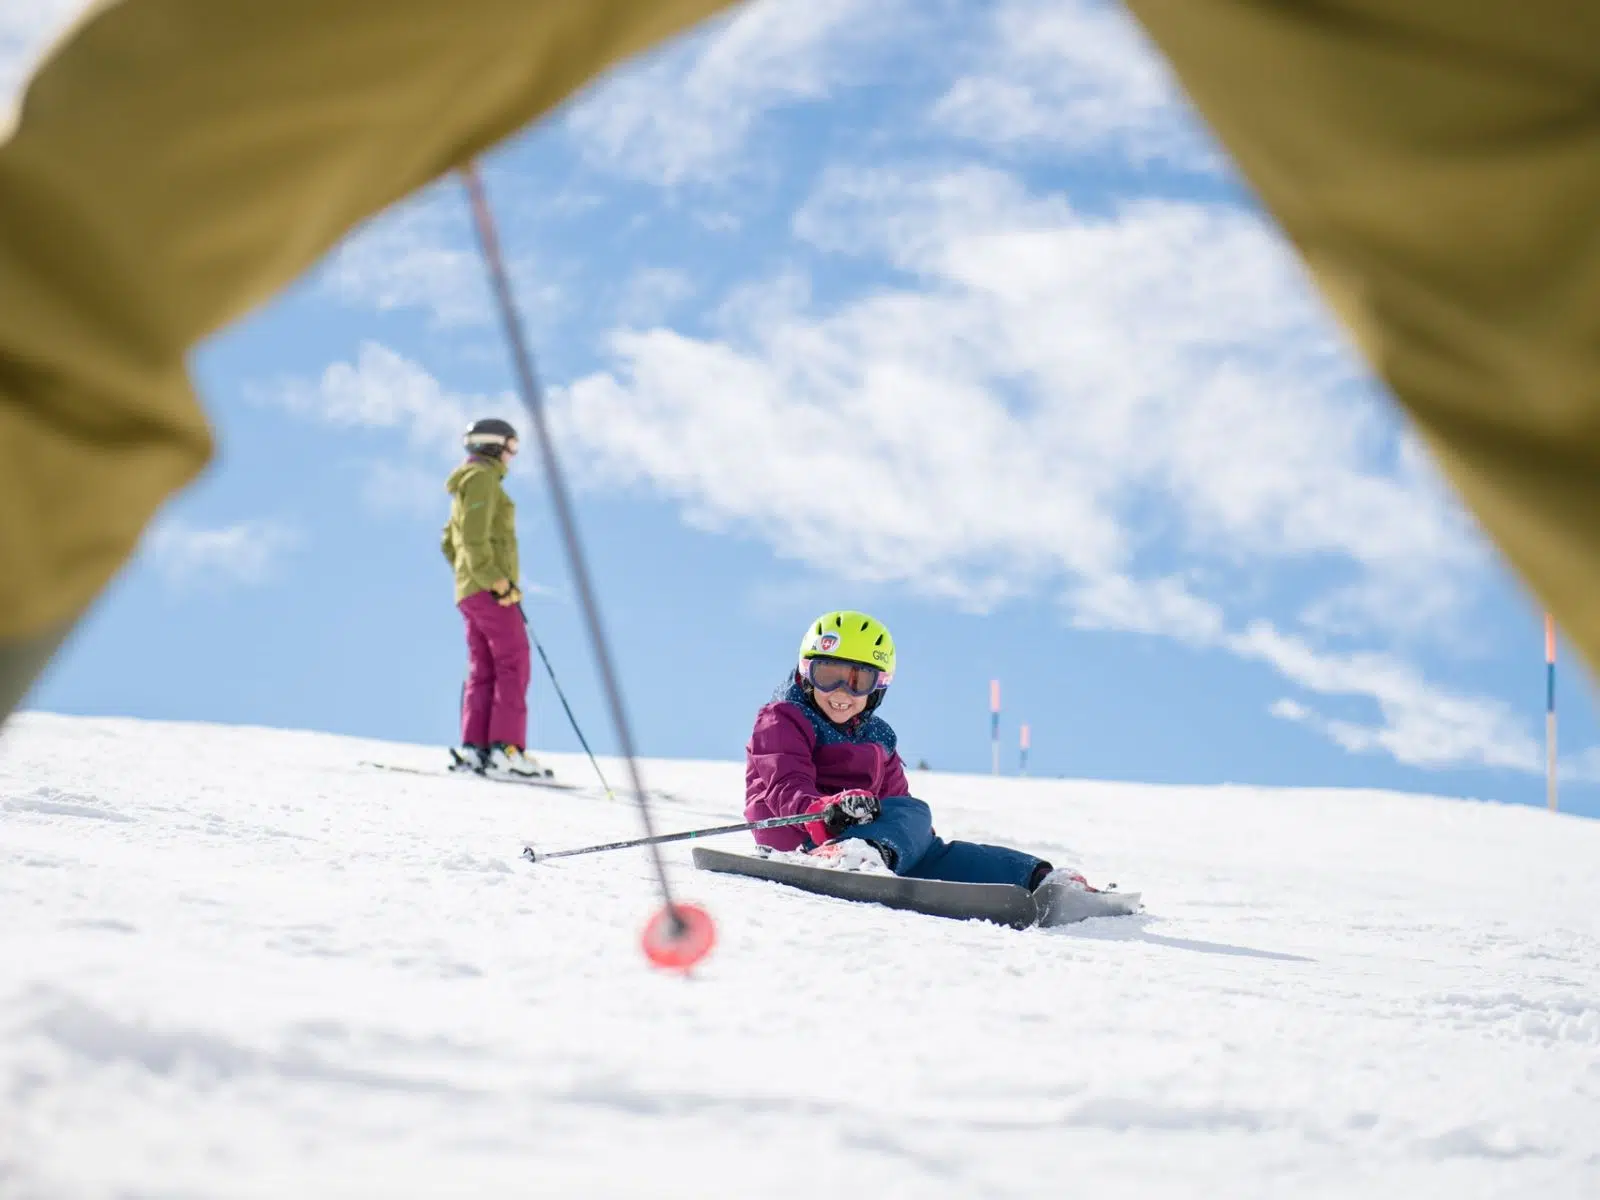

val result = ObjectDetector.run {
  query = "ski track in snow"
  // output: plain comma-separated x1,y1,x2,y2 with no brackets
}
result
2,712,1597,1199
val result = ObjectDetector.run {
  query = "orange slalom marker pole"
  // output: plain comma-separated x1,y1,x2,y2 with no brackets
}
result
1546,613,1558,813
990,680,1001,776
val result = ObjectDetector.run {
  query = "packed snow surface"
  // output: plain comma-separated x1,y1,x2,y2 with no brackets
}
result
3,713,1598,1199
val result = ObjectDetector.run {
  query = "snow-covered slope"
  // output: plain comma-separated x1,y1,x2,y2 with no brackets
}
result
3,712,1597,1199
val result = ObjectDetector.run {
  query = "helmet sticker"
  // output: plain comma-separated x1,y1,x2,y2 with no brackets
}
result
814,632,840,653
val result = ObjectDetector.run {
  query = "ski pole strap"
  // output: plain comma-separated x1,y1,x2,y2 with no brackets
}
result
523,810,817,863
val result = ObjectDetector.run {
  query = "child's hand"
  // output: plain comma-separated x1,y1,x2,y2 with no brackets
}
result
804,790,881,845
821,790,880,837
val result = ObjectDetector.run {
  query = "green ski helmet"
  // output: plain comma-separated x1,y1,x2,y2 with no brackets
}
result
797,611,896,707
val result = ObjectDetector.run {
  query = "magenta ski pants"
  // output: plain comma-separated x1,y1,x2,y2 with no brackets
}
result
458,590,531,750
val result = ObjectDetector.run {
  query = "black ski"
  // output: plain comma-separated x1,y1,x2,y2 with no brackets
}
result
693,846,1140,928
693,846,1033,926
361,761,582,792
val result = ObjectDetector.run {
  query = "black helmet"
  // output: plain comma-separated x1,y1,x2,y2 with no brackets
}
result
464,417,518,457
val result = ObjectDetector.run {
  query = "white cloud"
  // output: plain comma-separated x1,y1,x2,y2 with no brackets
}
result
566,0,888,186
1244,623,1540,773
1557,747,1600,785
260,343,563,540
1269,697,1312,724
144,519,300,589
563,165,1478,617
617,267,696,327
0,0,85,126
1072,580,1541,776
1068,574,1224,644
564,0,1213,185
326,198,487,327
269,340,515,459
324,187,560,329
359,461,452,517
931,0,1218,171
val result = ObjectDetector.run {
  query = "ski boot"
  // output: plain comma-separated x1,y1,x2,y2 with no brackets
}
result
807,839,892,873
1035,867,1100,894
485,743,550,779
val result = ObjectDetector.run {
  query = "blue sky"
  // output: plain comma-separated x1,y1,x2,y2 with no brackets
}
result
8,0,1600,816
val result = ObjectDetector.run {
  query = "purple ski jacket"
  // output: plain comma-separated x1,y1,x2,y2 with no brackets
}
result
744,681,911,852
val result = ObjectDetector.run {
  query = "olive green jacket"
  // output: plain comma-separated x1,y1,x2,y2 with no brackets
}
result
441,456,519,602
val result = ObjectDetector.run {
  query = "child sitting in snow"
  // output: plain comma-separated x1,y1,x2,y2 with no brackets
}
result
744,609,1089,894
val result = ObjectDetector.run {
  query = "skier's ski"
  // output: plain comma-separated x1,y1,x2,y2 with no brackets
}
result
692,846,1033,926
360,761,582,792
693,846,1132,928
447,746,557,778
1033,880,1143,926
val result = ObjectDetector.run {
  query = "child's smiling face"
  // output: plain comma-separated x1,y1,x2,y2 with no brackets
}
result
813,686,869,725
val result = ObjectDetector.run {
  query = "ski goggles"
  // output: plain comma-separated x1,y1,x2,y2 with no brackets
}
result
804,656,886,696
466,433,518,456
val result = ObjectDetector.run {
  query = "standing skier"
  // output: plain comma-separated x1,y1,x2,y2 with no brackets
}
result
745,610,1095,896
441,418,543,779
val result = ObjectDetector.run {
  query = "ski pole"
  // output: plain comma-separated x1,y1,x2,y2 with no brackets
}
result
516,601,617,800
466,163,710,971
523,811,818,863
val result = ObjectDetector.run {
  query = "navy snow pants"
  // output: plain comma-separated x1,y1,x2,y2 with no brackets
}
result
840,796,1044,888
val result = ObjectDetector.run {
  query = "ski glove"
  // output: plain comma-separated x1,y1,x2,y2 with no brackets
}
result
805,789,881,844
